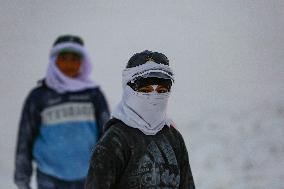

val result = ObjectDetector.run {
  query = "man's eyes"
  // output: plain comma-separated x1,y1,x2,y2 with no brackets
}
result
157,89,168,93
137,87,153,93
137,86,169,93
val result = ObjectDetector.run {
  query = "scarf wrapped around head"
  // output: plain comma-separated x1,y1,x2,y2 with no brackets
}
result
112,61,175,135
45,37,98,93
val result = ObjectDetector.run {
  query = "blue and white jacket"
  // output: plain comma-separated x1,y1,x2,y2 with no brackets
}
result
14,80,110,186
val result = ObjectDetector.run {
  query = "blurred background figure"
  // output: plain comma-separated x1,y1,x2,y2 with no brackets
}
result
14,35,110,189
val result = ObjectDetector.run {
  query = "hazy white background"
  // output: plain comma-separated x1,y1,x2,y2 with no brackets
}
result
1,0,284,188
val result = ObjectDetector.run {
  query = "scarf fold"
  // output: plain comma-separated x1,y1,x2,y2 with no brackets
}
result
112,61,174,135
45,42,98,93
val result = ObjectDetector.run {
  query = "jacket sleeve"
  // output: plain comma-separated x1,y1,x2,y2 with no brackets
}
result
179,134,195,189
14,92,40,189
86,126,129,189
93,89,110,137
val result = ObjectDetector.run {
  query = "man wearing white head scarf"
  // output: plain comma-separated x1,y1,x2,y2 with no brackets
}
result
14,35,110,189
86,50,195,189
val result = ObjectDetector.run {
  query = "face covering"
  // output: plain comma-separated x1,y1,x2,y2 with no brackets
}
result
112,61,174,135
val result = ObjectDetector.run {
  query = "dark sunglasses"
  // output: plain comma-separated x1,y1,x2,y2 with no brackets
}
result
126,50,169,68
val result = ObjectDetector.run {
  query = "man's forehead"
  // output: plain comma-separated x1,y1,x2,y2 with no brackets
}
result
58,51,82,57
